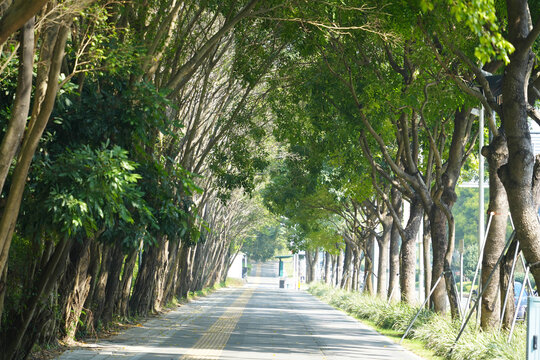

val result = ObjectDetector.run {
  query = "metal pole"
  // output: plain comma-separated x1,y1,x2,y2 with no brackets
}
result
520,253,535,294
460,239,464,305
499,241,521,331
508,265,530,342
452,232,515,351
400,272,445,344
463,212,494,325
479,105,485,254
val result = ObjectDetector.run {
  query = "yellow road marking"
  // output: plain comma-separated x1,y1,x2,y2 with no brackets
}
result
180,287,254,360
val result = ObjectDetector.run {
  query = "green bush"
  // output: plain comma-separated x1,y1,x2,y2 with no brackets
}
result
308,283,526,360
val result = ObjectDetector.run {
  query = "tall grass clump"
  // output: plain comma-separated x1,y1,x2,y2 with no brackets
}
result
308,283,526,360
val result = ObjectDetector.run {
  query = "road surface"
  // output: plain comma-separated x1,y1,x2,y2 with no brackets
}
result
57,261,423,360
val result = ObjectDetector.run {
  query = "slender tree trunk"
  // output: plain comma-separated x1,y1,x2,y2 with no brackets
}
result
389,188,402,301
324,252,331,284
423,213,432,303
481,134,509,329
0,17,34,193
0,23,70,304
377,215,392,298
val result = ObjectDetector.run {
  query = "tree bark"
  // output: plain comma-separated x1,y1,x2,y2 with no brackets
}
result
340,243,352,289
481,134,509,329
0,17,34,193
116,248,137,318
401,197,423,303
0,0,48,47
498,0,540,302
0,23,69,291
377,214,392,298
389,188,402,301
364,235,375,295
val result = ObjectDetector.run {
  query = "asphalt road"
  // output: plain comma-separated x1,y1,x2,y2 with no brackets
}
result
56,261,423,360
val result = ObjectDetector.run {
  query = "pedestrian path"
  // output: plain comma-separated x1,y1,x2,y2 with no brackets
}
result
56,262,423,360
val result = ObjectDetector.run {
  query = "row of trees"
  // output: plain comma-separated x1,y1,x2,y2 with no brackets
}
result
261,0,540,334
0,1,287,359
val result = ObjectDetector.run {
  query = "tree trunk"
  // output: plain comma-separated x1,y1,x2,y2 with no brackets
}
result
377,214,392,298
401,197,423,303
500,237,518,329
364,235,375,295
498,1,540,304
0,17,34,193
0,24,70,304
481,134,509,329
116,249,138,318
129,244,161,316
101,242,125,326
324,252,331,284
3,238,73,360
340,243,352,289
60,237,92,340
389,188,402,301
89,243,113,326
423,213,432,303
429,205,448,313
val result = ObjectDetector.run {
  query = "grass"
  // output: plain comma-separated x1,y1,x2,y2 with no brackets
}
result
308,283,526,360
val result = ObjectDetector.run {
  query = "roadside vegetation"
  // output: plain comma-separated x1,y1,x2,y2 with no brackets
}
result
309,283,525,360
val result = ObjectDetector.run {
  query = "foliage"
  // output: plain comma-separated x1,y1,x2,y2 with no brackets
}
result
241,224,286,262
23,144,153,241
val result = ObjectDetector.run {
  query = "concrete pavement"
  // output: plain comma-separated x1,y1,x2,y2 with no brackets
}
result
56,261,423,360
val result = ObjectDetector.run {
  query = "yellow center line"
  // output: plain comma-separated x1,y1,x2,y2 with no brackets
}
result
179,287,254,360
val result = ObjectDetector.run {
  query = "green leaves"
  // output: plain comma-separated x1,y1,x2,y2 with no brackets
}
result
423,0,515,64
35,144,152,238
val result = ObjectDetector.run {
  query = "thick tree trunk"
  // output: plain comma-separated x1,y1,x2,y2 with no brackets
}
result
59,237,92,340
340,243,352,289
481,134,509,329
129,244,161,316
401,197,423,303
498,1,540,302
162,240,182,305
116,249,137,318
101,242,124,325
306,250,318,283
3,238,73,360
429,205,448,313
89,243,113,325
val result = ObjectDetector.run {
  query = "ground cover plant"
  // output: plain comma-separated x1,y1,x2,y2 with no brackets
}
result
309,283,526,360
